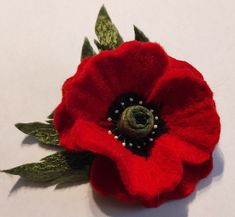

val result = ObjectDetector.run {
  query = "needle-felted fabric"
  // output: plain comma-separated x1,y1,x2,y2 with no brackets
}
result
53,40,220,206
90,155,213,207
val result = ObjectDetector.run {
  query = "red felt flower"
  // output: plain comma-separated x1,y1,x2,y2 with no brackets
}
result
54,41,220,207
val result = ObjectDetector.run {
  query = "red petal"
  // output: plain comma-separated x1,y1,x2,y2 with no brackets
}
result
163,99,220,164
170,157,213,199
90,155,139,203
90,155,213,207
53,102,84,151
148,57,213,115
144,157,213,207
167,57,204,80
73,119,182,200
157,133,211,165
53,57,92,150
62,41,168,123
148,58,220,164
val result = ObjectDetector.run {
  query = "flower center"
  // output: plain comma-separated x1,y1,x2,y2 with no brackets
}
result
106,93,166,157
118,105,154,138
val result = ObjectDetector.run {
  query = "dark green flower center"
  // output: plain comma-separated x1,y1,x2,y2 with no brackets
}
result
118,105,154,138
107,93,166,157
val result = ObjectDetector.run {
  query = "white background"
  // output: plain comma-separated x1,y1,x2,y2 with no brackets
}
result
0,0,234,216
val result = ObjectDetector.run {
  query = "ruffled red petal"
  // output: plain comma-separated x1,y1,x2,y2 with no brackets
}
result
90,155,213,207
53,57,92,150
71,119,182,200
53,102,78,150
62,41,168,123
165,99,220,153
148,57,220,164
170,157,213,199
144,157,213,207
90,155,139,203
158,133,211,165
148,57,213,115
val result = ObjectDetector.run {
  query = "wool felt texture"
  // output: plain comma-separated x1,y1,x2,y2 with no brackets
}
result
90,155,213,207
53,41,220,206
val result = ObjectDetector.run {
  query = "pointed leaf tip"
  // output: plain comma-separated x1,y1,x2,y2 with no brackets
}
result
98,5,110,19
3,151,95,183
81,37,96,61
47,111,54,119
134,25,149,42
95,5,123,50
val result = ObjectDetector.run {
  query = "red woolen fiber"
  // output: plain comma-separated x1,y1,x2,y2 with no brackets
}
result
53,41,220,207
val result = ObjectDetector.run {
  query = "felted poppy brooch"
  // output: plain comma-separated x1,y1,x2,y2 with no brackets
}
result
3,6,220,208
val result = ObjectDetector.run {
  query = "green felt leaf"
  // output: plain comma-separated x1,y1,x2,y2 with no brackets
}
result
15,122,59,146
81,37,96,61
2,151,95,183
47,111,54,119
53,168,89,185
46,120,53,124
95,5,123,50
134,25,149,42
94,39,102,50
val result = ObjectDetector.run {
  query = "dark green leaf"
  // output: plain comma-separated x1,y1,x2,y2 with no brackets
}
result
94,39,102,50
81,37,96,61
2,151,95,184
46,120,53,124
47,111,54,119
95,5,123,50
46,110,54,124
53,167,90,185
15,122,59,146
134,25,149,42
